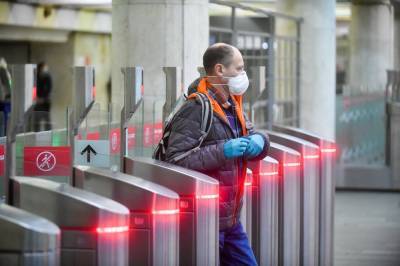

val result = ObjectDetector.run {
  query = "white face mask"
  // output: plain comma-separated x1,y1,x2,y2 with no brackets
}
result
206,71,249,96
226,71,249,96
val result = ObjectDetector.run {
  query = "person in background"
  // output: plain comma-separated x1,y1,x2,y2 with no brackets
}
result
0,57,11,135
34,62,52,131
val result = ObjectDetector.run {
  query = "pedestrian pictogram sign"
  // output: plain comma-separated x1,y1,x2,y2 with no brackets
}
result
24,146,71,176
36,151,56,171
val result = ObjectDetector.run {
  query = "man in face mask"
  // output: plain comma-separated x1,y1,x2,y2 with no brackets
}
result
165,43,269,265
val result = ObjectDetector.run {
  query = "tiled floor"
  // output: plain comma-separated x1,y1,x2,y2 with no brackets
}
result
335,191,400,266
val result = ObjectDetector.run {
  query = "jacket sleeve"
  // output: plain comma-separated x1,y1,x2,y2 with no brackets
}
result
243,112,270,162
165,101,230,172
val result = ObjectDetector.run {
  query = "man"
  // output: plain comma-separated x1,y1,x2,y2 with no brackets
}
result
165,43,269,265
34,62,52,131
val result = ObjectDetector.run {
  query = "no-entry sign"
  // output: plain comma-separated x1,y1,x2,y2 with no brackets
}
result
24,146,71,176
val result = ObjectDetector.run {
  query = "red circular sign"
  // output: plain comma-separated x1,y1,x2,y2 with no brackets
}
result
36,151,57,172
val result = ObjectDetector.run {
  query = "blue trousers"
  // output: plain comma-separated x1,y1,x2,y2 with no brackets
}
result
219,222,258,266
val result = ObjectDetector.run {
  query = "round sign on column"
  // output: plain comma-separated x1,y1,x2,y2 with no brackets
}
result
24,146,71,176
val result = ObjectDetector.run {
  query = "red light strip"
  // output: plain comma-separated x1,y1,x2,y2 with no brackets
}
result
152,209,180,215
32,86,37,100
196,194,219,199
321,148,336,153
284,162,301,167
260,171,279,176
96,225,129,234
304,154,320,159
92,86,96,98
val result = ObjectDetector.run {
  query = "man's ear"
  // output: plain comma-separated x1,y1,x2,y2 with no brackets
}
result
214,64,224,77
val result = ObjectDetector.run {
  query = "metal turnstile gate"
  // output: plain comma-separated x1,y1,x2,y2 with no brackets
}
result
10,177,130,266
240,168,253,240
249,157,280,265
272,125,336,266
267,130,320,266
73,165,180,265
0,203,60,265
123,156,219,266
268,142,301,266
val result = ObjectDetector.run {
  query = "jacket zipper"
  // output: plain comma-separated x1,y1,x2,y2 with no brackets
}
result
213,111,245,227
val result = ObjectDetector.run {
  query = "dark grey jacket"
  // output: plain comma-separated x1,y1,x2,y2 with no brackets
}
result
165,84,269,230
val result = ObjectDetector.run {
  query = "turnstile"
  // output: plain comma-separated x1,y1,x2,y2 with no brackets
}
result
240,168,253,240
73,165,179,265
267,131,320,266
123,156,219,266
0,203,60,265
272,125,336,266
10,176,129,266
268,142,301,266
247,157,280,266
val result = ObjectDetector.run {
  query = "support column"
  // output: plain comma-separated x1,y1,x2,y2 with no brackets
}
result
277,0,336,140
112,0,209,104
392,0,400,69
349,0,393,91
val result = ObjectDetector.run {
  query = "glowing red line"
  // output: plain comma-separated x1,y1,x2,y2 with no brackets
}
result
284,162,301,167
96,225,129,234
321,148,336,153
152,209,179,215
304,154,320,159
196,194,219,199
32,86,37,100
260,171,279,176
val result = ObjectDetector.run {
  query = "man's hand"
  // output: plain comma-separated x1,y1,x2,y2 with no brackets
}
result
223,137,250,159
244,134,264,159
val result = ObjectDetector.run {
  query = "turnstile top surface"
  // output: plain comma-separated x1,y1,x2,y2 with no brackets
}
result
266,130,320,151
263,156,279,165
0,203,60,251
75,165,179,199
11,176,129,226
272,125,335,145
127,157,218,184
269,142,300,157
74,165,179,210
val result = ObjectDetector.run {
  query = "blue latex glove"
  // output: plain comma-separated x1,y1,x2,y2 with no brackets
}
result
244,134,264,159
223,137,250,159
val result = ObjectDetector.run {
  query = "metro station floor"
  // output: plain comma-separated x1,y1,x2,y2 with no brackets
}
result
335,191,400,266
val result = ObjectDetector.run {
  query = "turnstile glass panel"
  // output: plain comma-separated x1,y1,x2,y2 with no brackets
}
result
10,176,129,266
124,156,219,266
0,203,60,266
125,96,165,158
73,165,179,265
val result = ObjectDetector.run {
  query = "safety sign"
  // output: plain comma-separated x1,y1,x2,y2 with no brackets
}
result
75,140,110,167
24,146,71,176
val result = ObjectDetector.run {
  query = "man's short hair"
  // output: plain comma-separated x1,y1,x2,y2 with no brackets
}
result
203,44,234,74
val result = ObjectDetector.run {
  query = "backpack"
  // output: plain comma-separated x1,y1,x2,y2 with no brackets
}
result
153,92,213,163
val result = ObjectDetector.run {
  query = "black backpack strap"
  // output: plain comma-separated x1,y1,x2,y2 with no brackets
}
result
171,92,213,163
